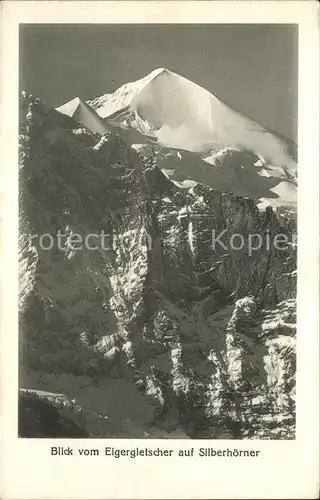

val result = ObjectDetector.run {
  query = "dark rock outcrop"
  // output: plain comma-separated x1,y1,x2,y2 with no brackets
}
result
19,390,89,438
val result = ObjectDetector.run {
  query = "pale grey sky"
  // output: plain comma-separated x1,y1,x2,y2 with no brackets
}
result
20,24,298,141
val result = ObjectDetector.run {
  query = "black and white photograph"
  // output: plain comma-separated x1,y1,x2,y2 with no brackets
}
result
1,2,319,499
18,23,299,440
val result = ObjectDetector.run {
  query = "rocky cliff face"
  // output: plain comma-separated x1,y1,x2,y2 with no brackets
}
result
19,93,296,438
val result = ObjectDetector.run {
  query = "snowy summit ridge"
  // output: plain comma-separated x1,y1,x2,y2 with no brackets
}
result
88,67,168,118
88,68,297,179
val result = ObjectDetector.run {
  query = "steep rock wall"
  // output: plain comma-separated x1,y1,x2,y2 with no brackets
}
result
19,93,296,438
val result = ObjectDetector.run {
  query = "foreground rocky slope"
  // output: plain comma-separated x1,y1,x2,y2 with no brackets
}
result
19,93,296,438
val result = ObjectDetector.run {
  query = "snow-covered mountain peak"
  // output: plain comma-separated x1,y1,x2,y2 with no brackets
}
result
88,69,297,180
54,69,297,213
56,96,82,117
88,67,170,119
56,96,112,135
147,67,169,78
